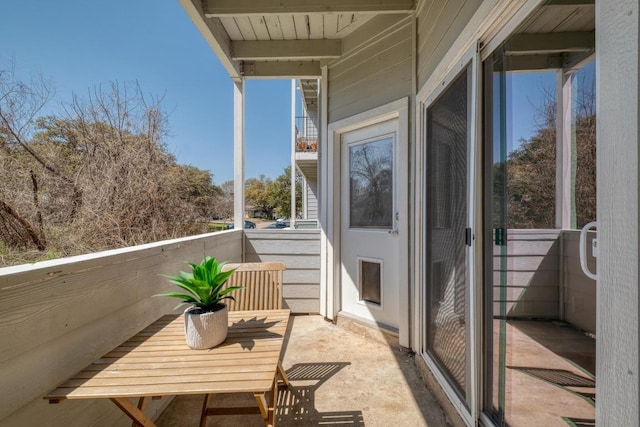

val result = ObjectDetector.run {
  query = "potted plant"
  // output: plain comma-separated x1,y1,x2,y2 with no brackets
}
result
155,257,242,349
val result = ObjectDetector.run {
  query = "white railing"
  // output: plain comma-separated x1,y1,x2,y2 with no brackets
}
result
245,229,321,313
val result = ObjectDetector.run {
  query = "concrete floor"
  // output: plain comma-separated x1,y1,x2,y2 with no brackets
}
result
491,320,596,427
157,315,450,427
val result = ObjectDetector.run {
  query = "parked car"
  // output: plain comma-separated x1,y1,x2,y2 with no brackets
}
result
224,220,257,230
265,222,289,229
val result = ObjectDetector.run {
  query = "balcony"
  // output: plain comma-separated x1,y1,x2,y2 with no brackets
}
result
0,229,447,426
295,116,318,181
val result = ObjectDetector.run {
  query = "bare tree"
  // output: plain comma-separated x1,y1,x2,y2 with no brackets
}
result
505,75,596,229
1,74,221,266
212,179,234,220
0,63,55,250
54,81,201,250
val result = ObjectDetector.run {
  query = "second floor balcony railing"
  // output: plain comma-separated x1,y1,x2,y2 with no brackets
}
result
295,116,318,153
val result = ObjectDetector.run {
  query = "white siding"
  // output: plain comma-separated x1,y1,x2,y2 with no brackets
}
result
416,0,483,89
492,229,598,331
494,230,561,319
327,15,413,123
0,231,243,426
596,0,640,424
244,230,321,313
306,179,318,219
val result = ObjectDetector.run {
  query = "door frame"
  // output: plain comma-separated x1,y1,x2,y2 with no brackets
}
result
415,42,482,425
325,97,410,347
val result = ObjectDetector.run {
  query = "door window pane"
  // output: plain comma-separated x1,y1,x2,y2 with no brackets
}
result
349,137,393,229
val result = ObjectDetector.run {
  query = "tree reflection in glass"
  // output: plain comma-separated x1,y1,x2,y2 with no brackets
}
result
349,137,393,228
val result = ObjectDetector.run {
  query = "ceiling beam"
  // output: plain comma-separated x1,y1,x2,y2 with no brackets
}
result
179,0,241,79
242,61,321,78
506,54,564,71
506,31,595,56
204,0,415,17
563,51,595,72
504,51,595,72
232,40,342,60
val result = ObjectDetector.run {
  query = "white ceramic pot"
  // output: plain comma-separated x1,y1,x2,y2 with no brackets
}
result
184,304,229,349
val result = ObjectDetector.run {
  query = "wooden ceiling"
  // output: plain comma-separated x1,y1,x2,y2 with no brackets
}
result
179,0,415,80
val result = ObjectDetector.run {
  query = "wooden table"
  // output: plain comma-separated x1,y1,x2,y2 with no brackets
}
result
45,309,291,427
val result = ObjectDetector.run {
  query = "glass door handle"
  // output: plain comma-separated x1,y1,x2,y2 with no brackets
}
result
579,221,597,280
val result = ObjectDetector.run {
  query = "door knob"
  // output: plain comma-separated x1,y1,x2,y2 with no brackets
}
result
579,221,597,280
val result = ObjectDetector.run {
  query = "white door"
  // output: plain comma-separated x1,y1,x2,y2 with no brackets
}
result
340,118,404,330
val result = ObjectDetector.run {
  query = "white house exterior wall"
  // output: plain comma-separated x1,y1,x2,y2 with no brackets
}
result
327,15,413,123
416,0,483,89
596,0,639,424
306,179,318,220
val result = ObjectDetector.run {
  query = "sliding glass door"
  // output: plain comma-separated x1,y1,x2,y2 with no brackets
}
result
483,41,597,426
421,4,596,424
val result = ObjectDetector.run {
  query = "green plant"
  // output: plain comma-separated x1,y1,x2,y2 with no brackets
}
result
208,223,228,232
155,257,242,313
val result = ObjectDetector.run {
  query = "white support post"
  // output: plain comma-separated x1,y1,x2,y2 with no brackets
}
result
596,0,639,425
290,79,297,228
319,66,329,318
555,72,564,229
233,79,245,230
556,71,576,230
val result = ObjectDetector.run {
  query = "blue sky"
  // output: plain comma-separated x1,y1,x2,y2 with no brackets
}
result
507,71,556,155
0,0,293,184
507,59,595,154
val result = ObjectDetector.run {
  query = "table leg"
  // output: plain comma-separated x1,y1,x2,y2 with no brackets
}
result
254,393,269,419
131,397,149,427
200,394,213,427
277,361,290,388
110,397,157,427
254,377,277,427
268,376,277,427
